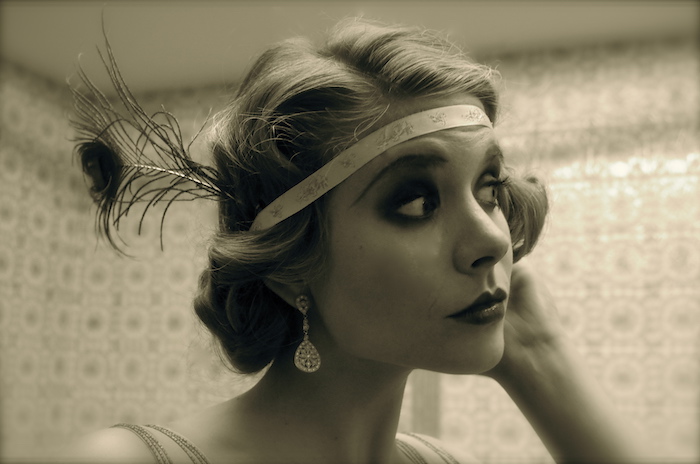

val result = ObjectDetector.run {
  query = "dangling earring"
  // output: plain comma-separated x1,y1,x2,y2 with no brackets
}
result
294,295,321,373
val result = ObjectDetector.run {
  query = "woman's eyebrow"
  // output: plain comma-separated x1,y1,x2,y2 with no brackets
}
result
353,153,447,205
482,143,504,170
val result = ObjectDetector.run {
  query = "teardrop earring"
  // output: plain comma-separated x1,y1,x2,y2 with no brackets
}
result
293,295,321,373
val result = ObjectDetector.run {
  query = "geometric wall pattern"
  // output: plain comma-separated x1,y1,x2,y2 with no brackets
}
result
1,36,697,462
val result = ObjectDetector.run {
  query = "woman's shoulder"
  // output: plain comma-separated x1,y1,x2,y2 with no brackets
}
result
396,432,481,464
52,426,156,463
54,423,211,464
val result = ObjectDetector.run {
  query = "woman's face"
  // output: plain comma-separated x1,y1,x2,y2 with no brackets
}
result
309,95,513,375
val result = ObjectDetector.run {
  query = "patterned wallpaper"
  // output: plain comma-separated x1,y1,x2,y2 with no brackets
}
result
0,36,698,463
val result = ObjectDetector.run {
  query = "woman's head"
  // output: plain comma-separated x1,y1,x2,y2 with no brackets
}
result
193,18,547,374
210,19,500,231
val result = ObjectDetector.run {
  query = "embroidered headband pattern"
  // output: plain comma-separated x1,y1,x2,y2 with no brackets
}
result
251,104,493,231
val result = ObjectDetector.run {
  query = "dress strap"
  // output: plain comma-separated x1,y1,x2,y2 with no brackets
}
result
112,423,172,464
112,423,211,464
144,425,211,464
396,432,461,464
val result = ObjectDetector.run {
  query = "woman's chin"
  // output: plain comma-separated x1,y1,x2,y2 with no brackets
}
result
430,341,505,376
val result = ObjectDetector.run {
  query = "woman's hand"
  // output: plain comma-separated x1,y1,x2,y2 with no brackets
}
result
482,260,654,463
483,259,566,384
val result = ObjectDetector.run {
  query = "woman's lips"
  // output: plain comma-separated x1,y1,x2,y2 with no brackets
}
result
448,301,505,325
448,288,508,325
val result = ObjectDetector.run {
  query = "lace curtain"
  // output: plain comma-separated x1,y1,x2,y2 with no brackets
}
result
0,37,697,462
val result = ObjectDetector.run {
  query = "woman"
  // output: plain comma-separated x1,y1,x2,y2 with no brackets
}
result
63,18,646,464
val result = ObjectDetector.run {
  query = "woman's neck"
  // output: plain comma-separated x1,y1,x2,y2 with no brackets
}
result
231,346,412,463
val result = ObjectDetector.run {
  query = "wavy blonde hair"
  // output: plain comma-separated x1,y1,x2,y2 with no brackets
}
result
193,18,548,374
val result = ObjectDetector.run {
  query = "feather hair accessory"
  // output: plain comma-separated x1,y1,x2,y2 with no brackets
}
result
69,32,230,253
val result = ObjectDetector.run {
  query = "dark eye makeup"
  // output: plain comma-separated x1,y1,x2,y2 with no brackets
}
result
374,143,508,225
381,171,509,224
382,178,439,223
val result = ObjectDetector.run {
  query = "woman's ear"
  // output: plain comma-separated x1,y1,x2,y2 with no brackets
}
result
263,279,306,308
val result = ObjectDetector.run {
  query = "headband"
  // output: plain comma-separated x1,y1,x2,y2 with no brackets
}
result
71,48,492,251
251,104,493,231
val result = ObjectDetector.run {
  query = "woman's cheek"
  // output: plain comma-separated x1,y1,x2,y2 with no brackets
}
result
354,228,443,294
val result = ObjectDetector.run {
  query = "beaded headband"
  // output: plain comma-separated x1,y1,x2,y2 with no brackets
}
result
251,104,493,231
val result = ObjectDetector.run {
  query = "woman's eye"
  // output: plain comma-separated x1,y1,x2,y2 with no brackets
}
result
385,181,439,221
476,179,505,207
395,195,436,218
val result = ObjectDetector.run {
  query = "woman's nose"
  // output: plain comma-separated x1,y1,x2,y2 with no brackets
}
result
452,203,511,275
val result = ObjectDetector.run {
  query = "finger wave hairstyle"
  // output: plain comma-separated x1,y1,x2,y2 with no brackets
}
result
75,18,548,375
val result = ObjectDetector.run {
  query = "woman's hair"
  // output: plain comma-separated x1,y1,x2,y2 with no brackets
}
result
191,18,549,374
72,17,547,374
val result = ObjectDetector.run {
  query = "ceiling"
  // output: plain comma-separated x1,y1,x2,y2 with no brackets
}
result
1,1,697,95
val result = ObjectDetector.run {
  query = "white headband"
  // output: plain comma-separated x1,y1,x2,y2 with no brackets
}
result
251,104,493,231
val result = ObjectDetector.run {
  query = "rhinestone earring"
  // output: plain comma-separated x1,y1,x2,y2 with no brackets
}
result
293,295,321,373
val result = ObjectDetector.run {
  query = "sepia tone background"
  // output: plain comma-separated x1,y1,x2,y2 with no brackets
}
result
0,1,698,462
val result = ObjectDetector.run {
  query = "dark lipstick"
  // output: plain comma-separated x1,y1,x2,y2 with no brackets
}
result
448,288,508,325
